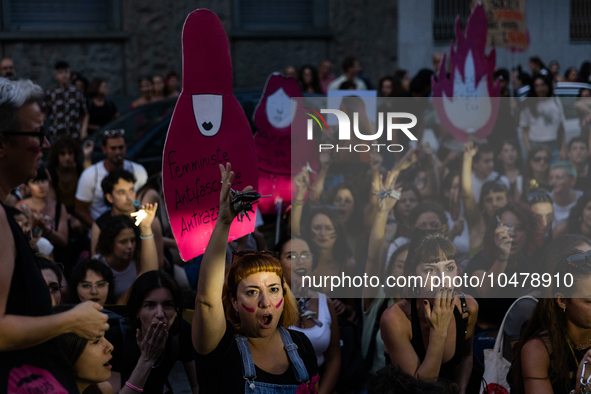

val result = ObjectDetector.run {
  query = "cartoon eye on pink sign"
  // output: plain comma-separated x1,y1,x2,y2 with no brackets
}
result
432,3,501,142
162,9,259,261
253,73,318,213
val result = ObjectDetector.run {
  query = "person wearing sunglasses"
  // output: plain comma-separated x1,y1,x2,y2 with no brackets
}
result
0,77,108,394
523,145,552,189
193,163,319,393
75,128,148,229
550,161,583,229
510,235,591,394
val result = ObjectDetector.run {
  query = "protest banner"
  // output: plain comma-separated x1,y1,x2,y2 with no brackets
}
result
432,3,501,142
253,73,317,213
473,0,528,51
162,9,259,261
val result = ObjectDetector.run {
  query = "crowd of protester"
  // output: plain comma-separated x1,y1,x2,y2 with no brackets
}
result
3,51,591,394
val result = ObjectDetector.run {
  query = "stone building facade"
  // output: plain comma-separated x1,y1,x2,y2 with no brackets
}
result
0,0,398,96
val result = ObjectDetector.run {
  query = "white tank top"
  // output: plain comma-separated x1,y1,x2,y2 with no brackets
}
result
290,293,332,366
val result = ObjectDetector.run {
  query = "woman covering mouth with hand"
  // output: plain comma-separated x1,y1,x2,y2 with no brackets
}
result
192,162,319,393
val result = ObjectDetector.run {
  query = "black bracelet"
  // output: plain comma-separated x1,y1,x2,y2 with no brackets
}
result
496,255,509,262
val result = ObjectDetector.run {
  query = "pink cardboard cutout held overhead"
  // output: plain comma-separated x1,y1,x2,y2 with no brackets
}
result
253,73,318,213
162,9,259,261
432,3,501,142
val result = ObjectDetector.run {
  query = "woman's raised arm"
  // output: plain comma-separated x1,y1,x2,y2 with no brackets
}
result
192,163,252,355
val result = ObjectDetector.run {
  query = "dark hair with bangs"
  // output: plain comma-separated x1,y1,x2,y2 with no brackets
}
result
222,253,298,334
68,259,115,305
404,229,457,277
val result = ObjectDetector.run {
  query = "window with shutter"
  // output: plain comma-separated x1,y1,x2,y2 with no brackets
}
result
571,0,591,41
432,0,471,42
233,0,329,37
2,0,121,31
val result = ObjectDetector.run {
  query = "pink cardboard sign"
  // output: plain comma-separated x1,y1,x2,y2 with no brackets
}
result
253,73,318,213
432,3,501,142
162,9,259,261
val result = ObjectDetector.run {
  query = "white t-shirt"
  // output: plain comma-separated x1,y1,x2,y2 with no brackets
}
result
76,160,148,220
552,189,583,228
471,171,505,204
290,293,332,366
519,97,566,142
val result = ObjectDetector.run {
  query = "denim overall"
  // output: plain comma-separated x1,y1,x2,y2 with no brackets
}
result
235,327,310,393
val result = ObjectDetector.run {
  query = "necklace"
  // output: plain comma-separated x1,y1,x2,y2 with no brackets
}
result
567,335,591,352
574,337,591,351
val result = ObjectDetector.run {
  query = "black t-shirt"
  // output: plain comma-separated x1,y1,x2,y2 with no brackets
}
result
95,209,112,230
107,317,193,394
87,98,118,129
194,319,318,393
0,202,79,393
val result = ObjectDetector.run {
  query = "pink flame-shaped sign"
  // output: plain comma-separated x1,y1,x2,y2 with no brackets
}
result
432,3,501,142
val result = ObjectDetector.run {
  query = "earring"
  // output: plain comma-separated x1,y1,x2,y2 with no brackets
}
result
563,307,567,313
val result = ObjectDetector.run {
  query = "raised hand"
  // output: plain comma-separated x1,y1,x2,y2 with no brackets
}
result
423,288,456,335
463,142,477,159
374,170,401,213
393,147,417,172
218,162,253,225
68,301,110,340
293,166,310,193
134,203,158,233
494,225,512,259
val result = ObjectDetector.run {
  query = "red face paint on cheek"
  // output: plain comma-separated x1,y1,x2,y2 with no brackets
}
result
275,298,283,309
241,303,255,313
